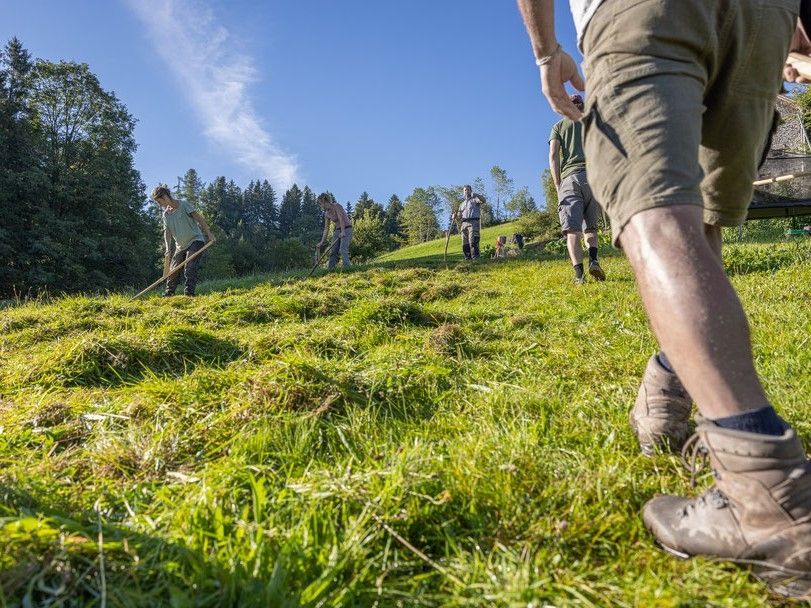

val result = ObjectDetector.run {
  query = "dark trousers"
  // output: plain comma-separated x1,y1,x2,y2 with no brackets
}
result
461,220,480,260
166,240,205,296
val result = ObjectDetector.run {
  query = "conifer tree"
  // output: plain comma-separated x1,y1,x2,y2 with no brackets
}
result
278,184,303,237
0,38,37,294
384,194,405,245
257,180,277,236
299,185,322,239
353,191,384,221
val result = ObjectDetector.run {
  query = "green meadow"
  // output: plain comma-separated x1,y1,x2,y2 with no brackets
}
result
0,237,809,607
375,222,522,264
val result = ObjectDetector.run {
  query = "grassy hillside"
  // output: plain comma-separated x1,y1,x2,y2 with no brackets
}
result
1,240,809,607
376,221,522,263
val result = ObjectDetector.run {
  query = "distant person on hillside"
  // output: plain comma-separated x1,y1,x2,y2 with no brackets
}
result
316,193,353,270
455,185,485,260
512,233,525,250
519,0,810,598
151,184,214,297
494,235,508,258
549,94,605,285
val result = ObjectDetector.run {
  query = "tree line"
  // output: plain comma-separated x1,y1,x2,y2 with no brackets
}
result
0,38,156,297
0,37,544,297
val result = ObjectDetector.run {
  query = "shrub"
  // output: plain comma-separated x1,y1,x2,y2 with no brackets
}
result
349,214,389,262
514,210,560,241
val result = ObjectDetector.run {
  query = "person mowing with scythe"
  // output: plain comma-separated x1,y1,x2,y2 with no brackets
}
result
316,193,353,270
151,184,215,297
455,185,485,260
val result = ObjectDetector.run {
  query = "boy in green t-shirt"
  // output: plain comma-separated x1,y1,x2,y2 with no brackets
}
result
151,184,215,296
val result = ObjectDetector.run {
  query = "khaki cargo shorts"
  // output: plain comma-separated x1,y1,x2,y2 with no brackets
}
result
558,170,602,233
581,0,798,244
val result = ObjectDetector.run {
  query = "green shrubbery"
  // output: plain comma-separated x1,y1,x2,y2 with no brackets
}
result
513,209,560,242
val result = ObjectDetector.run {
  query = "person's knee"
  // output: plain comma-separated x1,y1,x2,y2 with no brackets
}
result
621,205,713,265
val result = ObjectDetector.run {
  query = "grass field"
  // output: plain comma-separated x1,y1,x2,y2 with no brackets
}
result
375,222,522,264
1,238,810,607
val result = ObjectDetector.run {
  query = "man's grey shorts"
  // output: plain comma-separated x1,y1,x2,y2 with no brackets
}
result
558,170,601,233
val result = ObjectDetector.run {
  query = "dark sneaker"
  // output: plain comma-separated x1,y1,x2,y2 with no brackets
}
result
630,355,693,456
588,261,606,281
643,423,811,599
573,275,585,285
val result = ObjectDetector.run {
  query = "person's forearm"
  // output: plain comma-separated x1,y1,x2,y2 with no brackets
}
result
190,212,214,239
516,0,558,59
199,220,214,239
549,154,561,187
163,229,172,253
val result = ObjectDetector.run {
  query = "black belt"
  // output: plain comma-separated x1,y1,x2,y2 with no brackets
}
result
461,218,479,222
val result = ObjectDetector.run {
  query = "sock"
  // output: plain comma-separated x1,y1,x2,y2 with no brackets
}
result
656,351,674,373
573,263,584,279
713,405,788,436
588,247,598,264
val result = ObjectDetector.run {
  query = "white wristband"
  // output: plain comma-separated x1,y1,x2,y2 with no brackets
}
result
535,43,561,66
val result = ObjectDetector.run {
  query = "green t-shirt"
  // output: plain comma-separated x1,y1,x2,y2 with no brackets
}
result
549,118,586,181
163,200,204,251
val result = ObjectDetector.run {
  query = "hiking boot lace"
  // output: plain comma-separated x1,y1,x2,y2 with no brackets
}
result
681,432,708,488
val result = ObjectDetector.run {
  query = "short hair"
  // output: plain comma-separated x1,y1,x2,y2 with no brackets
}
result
151,184,172,201
463,184,472,191
317,193,332,205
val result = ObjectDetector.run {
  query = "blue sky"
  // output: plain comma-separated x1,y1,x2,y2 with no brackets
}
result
0,1,580,210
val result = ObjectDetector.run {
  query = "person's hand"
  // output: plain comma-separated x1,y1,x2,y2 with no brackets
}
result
341,231,347,239
207,234,216,244
540,50,585,120
786,21,811,83
316,240,324,249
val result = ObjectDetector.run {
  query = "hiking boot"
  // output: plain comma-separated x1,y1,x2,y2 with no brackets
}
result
588,261,606,281
643,423,811,598
630,355,693,456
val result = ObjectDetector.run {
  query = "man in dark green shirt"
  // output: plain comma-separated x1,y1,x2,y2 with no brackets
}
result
548,94,605,284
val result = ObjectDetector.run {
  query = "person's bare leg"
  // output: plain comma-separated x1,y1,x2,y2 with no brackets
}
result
704,223,722,259
620,205,768,419
566,231,584,265
584,231,599,249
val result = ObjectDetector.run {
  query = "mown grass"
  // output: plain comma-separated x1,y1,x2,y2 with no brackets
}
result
0,240,809,607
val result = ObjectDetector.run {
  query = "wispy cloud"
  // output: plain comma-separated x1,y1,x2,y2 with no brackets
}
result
126,0,299,188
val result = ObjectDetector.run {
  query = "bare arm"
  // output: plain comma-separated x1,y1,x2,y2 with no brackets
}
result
549,139,562,188
516,0,585,119
336,205,347,235
318,216,330,247
163,227,172,255
190,211,215,242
